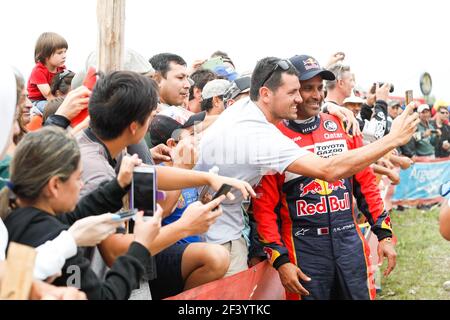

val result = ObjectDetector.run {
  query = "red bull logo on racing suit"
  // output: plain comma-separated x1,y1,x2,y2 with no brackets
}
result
297,179,350,216
300,179,346,197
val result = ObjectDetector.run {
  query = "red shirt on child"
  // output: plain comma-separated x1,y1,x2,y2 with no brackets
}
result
27,62,65,101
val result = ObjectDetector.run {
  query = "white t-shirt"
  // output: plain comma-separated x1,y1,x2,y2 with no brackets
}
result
0,219,7,261
33,231,77,280
195,98,310,244
1,217,77,279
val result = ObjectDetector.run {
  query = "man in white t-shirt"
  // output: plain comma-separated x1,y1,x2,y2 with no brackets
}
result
196,57,420,276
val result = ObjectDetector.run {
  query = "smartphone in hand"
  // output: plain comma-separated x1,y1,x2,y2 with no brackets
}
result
113,209,138,221
211,184,232,201
130,166,156,217
405,90,413,106
209,184,232,210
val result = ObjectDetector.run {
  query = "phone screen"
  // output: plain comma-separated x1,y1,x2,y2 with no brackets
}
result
211,184,232,201
405,90,413,106
132,171,155,216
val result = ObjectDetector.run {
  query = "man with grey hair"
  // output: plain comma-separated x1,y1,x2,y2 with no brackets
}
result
324,63,391,144
324,63,354,107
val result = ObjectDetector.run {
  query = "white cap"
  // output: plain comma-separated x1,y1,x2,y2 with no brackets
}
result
418,104,430,113
343,92,365,105
202,79,231,100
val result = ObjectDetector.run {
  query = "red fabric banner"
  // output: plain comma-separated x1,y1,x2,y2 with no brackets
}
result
166,261,286,300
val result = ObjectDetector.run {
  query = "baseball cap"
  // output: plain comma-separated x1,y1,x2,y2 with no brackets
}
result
418,104,430,113
202,79,231,100
86,49,155,74
150,106,206,146
343,94,365,105
289,55,335,81
388,100,401,108
213,65,239,81
224,75,251,101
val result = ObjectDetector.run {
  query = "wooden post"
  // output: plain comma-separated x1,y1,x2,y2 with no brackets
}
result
96,0,126,72
0,242,36,300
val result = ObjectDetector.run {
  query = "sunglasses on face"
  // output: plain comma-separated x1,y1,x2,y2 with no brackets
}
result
440,111,449,115
260,59,292,87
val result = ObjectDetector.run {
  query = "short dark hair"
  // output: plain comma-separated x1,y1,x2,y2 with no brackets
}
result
43,96,65,123
50,70,75,96
200,96,223,113
149,53,186,78
250,57,298,101
189,69,217,101
89,71,159,140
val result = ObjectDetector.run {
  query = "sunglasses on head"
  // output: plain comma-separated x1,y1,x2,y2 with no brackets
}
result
58,69,73,80
260,59,292,87
54,69,73,88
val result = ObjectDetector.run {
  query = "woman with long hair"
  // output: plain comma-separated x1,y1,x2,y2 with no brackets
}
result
2,126,162,299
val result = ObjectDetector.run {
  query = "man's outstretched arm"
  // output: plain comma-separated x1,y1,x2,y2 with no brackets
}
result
287,103,419,182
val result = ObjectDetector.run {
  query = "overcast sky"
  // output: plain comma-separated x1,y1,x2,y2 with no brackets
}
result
1,0,449,101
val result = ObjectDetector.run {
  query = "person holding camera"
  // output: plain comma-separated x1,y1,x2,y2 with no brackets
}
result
413,104,439,158
358,83,392,141
324,63,391,144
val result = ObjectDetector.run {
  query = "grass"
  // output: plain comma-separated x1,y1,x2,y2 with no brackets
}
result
377,206,450,300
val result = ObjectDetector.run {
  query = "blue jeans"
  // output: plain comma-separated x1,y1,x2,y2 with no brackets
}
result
31,100,47,115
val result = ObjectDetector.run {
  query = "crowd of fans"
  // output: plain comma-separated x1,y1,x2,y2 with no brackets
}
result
0,31,448,300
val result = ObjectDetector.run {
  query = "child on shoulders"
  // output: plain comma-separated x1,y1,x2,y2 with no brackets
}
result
27,32,68,116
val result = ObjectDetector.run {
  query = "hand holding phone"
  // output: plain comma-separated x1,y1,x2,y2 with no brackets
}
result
112,209,138,221
130,166,157,217
405,90,413,107
211,184,232,201
117,154,143,189
210,184,232,210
